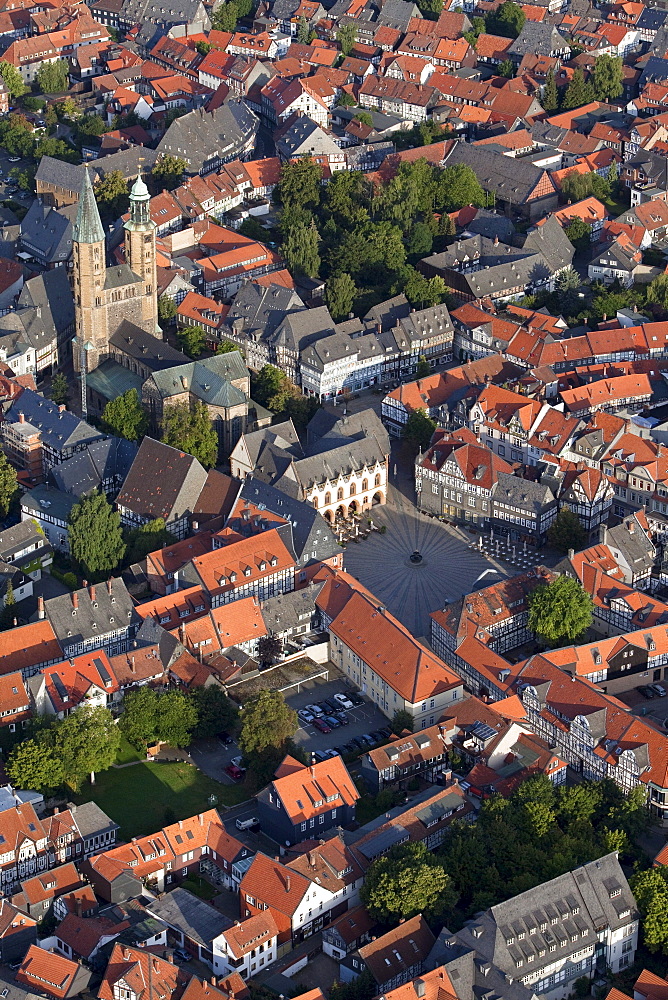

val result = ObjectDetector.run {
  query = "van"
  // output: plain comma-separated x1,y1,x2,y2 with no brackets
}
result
235,816,259,830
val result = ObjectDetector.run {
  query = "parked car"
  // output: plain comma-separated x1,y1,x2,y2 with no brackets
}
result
350,737,366,750
320,698,339,714
235,816,259,830
230,755,245,770
298,709,315,725
378,727,392,739
217,731,233,745
314,717,332,733
333,711,349,726
334,693,354,709
639,685,655,699
225,763,245,781
324,715,341,728
349,692,365,706
652,684,667,697
305,703,324,716
344,741,359,753
369,730,384,743
174,950,192,963
7,156,20,163
313,749,330,762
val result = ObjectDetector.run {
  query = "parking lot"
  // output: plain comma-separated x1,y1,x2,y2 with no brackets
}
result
286,678,391,754
617,685,668,729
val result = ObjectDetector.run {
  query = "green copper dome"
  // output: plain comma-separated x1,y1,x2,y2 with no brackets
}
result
73,168,105,245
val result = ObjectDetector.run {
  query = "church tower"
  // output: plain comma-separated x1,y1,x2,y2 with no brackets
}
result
124,172,160,337
72,168,107,373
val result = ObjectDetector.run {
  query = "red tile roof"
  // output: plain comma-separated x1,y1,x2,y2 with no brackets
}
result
16,945,82,1000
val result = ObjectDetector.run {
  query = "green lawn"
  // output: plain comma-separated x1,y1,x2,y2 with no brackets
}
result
115,735,144,765
181,876,217,900
76,761,249,840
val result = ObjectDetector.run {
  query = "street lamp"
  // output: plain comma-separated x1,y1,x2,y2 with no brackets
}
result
72,336,94,420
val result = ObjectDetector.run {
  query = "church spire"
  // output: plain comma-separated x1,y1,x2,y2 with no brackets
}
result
73,168,104,245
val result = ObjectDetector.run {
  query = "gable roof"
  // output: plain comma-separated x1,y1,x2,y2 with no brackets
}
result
117,437,207,522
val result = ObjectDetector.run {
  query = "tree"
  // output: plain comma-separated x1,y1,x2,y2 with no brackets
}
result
0,451,18,518
488,0,525,37
238,688,297,756
564,216,592,250
6,738,63,793
542,68,559,112
257,635,282,668
336,92,356,108
528,575,593,646
592,53,623,101
211,1,238,31
646,272,668,314
49,372,69,407
416,356,431,378
391,709,413,734
281,222,320,277
120,686,158,749
498,58,515,78
102,388,148,443
556,267,581,293
354,110,373,127
59,97,81,121
158,296,177,324
630,868,668,953
278,157,322,213
191,686,238,739
156,691,198,747
253,364,299,412
325,272,356,321
337,23,357,56
437,163,485,212
296,16,313,42
126,518,176,564
177,324,207,358
0,62,26,100
547,508,588,553
52,705,120,791
563,68,594,111
217,339,240,355
161,400,218,469
36,59,69,94
404,269,446,308
196,40,213,55
75,114,107,138
68,491,126,581
407,221,433,257
152,154,187,192
1,579,15,632
361,841,455,923
94,170,129,220
403,408,437,450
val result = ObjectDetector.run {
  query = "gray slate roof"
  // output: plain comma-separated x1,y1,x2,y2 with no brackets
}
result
19,200,76,267
158,100,258,174
45,577,139,647
276,118,342,159
149,352,248,405
236,476,339,565
148,888,231,946
73,169,105,245
117,437,208,523
225,282,305,340
444,141,553,204
110,320,190,372
5,390,103,455
49,436,138,498
508,22,569,56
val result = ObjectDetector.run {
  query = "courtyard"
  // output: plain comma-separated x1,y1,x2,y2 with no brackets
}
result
342,487,507,637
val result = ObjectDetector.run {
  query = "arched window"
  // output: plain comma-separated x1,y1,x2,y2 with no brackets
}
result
312,496,318,509
324,492,331,505
337,487,344,500
362,479,368,492
374,474,381,487
349,483,356,496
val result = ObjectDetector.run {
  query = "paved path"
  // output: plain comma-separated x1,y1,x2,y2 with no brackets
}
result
343,490,507,638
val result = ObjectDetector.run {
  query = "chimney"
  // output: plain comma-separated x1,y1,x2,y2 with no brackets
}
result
414,982,426,999
211,979,217,987
568,548,574,559
107,579,113,595
72,592,78,610
179,623,186,644
58,404,66,413
628,520,635,533
75,897,82,918
601,524,608,545
37,595,45,619
89,584,96,602
285,874,291,892
18,412,24,423
129,657,135,673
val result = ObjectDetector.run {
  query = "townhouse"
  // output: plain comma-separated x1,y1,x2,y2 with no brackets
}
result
257,755,359,844
44,579,141,660
215,911,279,979
90,810,249,895
360,723,450,793
319,568,465,726
340,916,435,991
29,651,120,718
